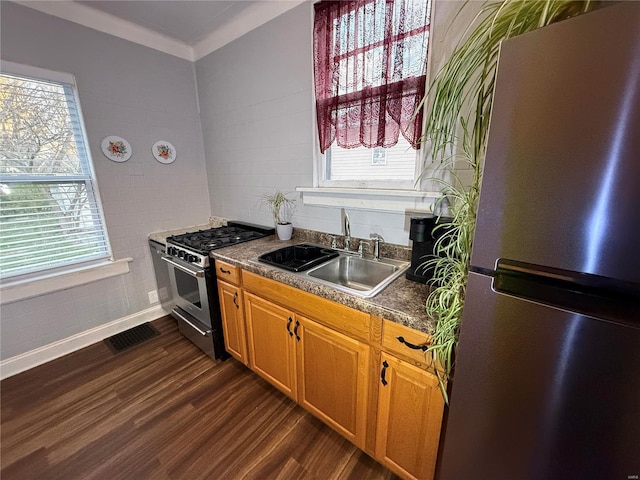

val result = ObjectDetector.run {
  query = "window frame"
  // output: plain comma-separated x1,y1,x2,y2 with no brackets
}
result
312,0,434,192
0,60,115,285
319,138,424,190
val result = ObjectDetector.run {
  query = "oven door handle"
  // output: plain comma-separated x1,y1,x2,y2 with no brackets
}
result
171,308,211,336
161,256,204,278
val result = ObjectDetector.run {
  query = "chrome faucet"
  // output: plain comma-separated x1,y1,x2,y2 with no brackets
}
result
341,208,351,251
370,233,384,260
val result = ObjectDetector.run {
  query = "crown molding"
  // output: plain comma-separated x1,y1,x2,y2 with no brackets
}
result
192,1,306,61
11,0,307,62
13,1,194,60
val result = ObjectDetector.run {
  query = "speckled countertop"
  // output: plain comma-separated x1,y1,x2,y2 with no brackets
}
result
211,229,435,335
150,223,434,334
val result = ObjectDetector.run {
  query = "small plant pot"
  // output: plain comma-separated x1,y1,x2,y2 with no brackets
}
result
276,222,293,241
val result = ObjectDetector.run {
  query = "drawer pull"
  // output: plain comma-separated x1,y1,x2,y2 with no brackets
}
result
286,317,293,336
219,267,231,274
294,320,300,341
397,336,428,352
381,360,389,386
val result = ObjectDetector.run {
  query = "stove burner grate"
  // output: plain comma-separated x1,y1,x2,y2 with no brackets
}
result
167,223,273,255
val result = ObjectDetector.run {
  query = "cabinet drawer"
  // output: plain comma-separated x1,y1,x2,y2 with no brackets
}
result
215,260,240,285
382,320,434,369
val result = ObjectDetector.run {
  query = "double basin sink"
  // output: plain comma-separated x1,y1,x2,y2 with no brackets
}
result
256,243,410,298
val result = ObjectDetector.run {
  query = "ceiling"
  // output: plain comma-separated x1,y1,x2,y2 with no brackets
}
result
12,0,308,61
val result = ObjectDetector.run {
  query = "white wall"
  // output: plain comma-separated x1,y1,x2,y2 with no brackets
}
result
195,1,482,245
195,3,316,231
0,0,483,364
0,2,210,360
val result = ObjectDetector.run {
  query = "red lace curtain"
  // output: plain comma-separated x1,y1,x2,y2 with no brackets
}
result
313,0,431,153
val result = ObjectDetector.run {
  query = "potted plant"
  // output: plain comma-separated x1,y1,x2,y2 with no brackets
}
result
262,190,296,241
418,0,598,402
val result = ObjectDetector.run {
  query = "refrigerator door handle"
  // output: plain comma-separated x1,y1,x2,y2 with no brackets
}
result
492,259,640,327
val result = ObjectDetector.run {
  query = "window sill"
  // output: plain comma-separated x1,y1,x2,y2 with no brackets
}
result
296,187,441,213
0,258,132,305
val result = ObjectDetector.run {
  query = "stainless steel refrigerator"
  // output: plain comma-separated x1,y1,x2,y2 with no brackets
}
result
438,3,640,479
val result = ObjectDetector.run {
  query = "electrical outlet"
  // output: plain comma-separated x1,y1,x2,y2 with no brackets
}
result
148,290,159,304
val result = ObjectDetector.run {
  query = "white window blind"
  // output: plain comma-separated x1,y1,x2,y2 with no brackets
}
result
0,65,111,279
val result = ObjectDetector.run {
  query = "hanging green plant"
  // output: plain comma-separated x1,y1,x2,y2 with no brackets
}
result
419,0,598,403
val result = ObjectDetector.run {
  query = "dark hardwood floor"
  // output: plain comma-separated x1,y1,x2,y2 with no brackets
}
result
1,316,399,479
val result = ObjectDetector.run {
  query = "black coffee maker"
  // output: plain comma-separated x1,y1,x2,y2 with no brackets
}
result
406,215,451,284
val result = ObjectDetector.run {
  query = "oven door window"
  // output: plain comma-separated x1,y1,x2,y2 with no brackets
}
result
165,259,212,328
175,268,202,308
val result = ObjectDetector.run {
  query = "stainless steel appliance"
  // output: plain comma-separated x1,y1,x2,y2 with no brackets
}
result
149,239,174,312
163,222,274,359
439,3,640,479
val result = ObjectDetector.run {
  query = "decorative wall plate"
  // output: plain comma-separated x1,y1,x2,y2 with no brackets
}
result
101,136,132,162
152,140,176,164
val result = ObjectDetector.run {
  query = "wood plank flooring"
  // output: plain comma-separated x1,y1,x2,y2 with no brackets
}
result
1,316,399,480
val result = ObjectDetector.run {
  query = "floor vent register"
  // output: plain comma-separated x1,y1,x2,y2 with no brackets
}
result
104,323,160,353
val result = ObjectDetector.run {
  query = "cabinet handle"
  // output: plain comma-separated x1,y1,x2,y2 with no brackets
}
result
294,320,300,341
219,267,231,274
286,317,293,337
233,292,239,308
380,360,389,386
396,336,428,352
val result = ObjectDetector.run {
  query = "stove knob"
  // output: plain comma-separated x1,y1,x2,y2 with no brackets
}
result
187,254,196,263
167,247,176,256
178,250,185,259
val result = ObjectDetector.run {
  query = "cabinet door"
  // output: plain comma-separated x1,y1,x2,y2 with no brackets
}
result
296,316,370,449
375,353,444,480
218,280,247,365
244,292,297,400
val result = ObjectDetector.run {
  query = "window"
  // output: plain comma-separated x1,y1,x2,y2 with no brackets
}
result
0,63,111,280
313,0,432,190
323,134,418,188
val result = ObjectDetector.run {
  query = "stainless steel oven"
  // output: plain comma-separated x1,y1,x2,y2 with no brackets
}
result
165,256,211,326
162,254,223,359
163,222,274,360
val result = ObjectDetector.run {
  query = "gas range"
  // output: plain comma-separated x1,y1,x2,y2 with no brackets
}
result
163,221,274,361
165,221,275,268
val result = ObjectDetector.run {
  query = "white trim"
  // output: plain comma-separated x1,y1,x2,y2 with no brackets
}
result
296,186,440,213
13,1,194,60
12,1,305,61
0,258,132,305
1,59,75,84
0,305,167,380
192,1,306,61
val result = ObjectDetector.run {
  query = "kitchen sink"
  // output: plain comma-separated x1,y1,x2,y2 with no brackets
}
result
254,243,410,298
305,254,410,298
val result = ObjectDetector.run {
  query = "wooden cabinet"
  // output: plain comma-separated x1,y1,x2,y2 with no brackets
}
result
296,315,370,447
382,320,434,369
215,259,241,285
216,260,247,364
375,348,444,480
217,280,248,365
244,292,297,398
243,276,371,450
239,269,445,478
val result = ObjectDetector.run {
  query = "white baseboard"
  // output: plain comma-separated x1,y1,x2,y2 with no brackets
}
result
0,305,168,380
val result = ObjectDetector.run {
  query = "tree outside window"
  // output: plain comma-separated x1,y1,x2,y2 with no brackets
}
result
0,67,110,278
